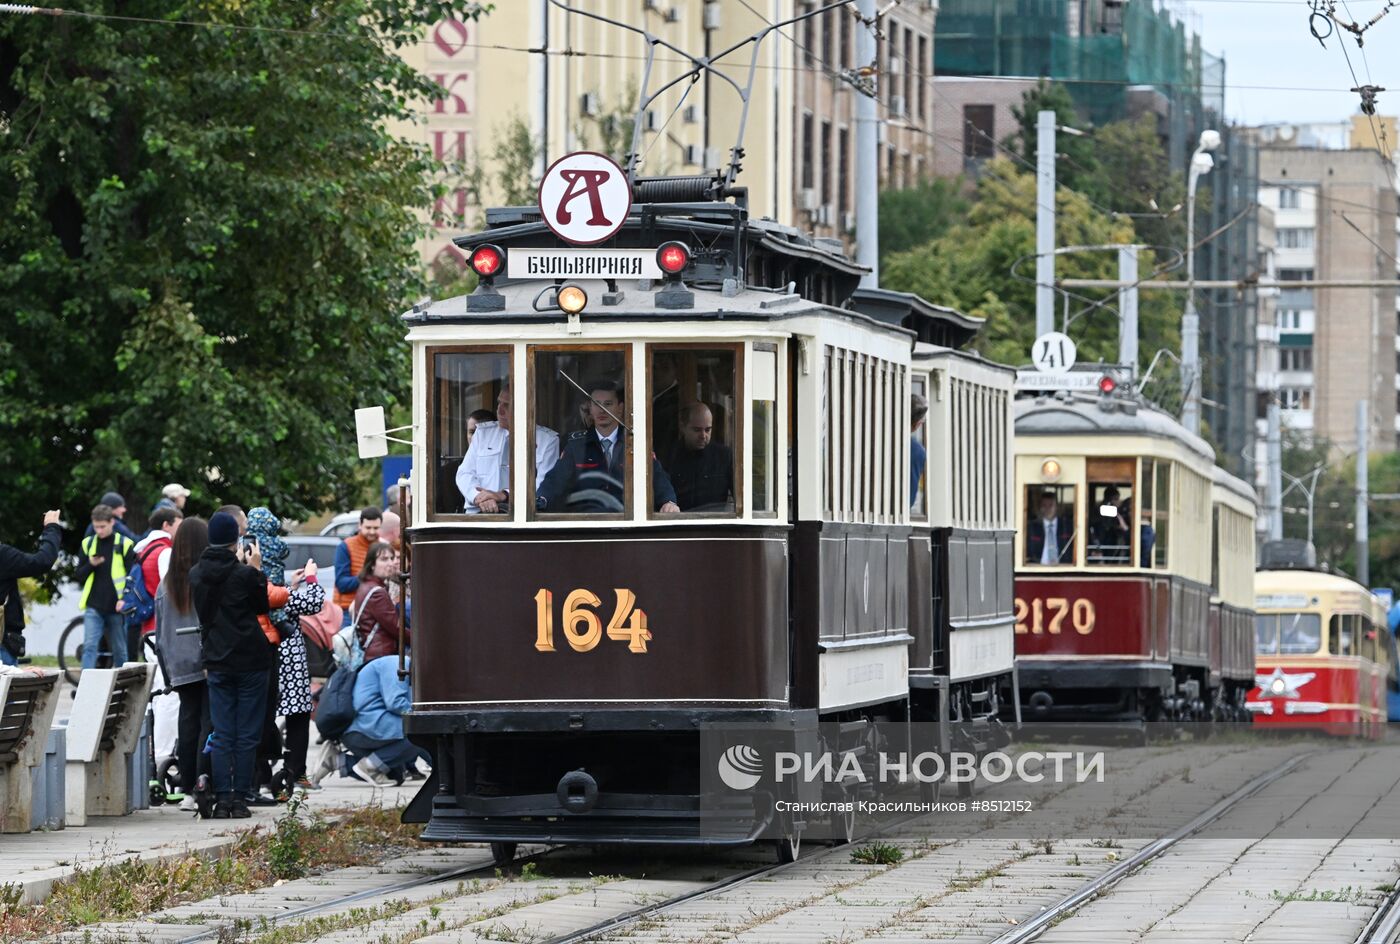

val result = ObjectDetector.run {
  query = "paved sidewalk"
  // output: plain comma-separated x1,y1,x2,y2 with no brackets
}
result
5,775,419,905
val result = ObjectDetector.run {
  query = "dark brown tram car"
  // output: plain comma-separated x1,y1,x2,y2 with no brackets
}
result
394,190,1013,859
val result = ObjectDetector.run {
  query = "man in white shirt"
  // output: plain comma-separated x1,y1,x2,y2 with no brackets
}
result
455,388,560,514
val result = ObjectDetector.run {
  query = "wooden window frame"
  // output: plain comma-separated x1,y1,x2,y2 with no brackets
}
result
527,342,634,523
424,344,513,524
645,342,746,521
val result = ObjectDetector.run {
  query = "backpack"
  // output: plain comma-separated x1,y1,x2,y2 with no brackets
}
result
313,593,381,741
300,613,338,679
122,543,164,632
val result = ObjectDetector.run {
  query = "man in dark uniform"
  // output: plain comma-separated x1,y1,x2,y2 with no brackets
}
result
661,402,734,511
537,379,680,514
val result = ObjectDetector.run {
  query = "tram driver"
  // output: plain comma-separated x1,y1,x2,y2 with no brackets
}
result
1026,490,1075,565
456,388,560,514
537,379,680,514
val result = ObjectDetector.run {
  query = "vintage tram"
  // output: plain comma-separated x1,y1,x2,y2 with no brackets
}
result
1011,382,1257,724
1248,553,1393,737
384,168,1017,861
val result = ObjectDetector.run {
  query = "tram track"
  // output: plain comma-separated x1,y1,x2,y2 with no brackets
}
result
170,847,550,944
984,751,1314,944
1358,881,1400,944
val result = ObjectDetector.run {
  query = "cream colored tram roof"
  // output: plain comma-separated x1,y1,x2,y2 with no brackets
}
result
1211,464,1257,512
1014,393,1215,463
1255,568,1371,596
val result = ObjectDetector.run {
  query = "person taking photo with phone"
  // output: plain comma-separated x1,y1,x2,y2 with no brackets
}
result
189,511,276,818
0,509,64,665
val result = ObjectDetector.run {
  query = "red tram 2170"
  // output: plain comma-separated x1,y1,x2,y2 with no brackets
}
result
355,162,1018,863
1011,387,1257,726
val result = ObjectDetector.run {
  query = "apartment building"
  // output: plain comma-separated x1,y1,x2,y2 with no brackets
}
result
1254,124,1399,453
399,2,941,268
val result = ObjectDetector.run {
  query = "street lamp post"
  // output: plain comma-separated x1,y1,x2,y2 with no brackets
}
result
1181,129,1220,436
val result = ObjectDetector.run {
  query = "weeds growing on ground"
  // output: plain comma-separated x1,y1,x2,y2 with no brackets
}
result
0,803,428,941
850,842,905,866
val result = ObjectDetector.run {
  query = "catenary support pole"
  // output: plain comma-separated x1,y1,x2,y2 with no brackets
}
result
1035,110,1056,337
1266,401,1282,541
855,0,879,288
1357,399,1369,586
1118,245,1139,371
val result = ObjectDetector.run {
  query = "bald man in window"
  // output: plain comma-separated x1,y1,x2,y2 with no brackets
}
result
661,402,734,512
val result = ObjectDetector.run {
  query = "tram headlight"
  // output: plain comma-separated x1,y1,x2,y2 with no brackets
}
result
1098,374,1117,395
557,283,588,315
1040,458,1063,483
1269,677,1286,695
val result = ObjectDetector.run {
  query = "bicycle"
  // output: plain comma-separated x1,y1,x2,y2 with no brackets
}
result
56,615,148,686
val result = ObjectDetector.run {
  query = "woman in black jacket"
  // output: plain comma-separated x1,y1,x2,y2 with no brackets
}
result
0,510,63,665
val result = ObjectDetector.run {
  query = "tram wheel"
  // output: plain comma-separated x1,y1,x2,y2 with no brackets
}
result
775,831,801,864
489,842,517,868
830,803,857,845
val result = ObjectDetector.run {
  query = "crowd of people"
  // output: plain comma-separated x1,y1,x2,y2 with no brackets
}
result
0,485,424,820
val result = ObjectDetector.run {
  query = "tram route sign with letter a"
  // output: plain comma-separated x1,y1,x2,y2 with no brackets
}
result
538,151,632,245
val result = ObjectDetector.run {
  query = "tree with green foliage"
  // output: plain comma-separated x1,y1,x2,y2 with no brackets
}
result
1006,79,1100,195
0,1,487,551
881,159,1181,393
878,178,969,265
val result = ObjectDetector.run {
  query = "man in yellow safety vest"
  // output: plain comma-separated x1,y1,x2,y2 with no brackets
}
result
74,503,135,668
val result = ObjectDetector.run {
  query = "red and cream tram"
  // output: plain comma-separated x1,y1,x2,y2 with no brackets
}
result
1011,383,1257,724
1248,552,1391,738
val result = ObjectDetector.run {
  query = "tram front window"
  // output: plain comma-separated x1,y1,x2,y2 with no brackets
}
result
1255,612,1322,655
532,347,681,516
1024,485,1076,566
651,346,739,515
431,349,512,517
1087,481,1133,565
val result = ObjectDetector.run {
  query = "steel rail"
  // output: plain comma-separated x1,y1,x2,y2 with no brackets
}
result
986,752,1313,944
1355,877,1400,943
172,849,548,944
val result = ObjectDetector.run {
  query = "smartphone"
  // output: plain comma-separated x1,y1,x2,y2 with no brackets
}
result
304,559,318,580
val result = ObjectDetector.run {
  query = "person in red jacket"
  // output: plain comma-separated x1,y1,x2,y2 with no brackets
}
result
352,542,406,664
132,507,183,636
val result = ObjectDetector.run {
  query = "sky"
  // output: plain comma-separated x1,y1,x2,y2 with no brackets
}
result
1188,0,1400,125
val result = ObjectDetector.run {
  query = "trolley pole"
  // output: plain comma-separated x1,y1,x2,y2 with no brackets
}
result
1035,110,1056,337
855,0,879,288
1357,399,1370,586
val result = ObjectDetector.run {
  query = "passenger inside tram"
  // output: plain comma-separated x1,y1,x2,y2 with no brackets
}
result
1088,483,1133,565
652,347,738,516
1024,488,1076,565
660,402,735,511
456,387,560,515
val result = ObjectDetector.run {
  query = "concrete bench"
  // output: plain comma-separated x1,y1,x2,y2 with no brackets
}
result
0,668,62,832
65,663,153,826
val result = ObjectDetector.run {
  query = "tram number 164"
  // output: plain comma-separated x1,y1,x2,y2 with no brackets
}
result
1014,597,1096,635
534,588,652,653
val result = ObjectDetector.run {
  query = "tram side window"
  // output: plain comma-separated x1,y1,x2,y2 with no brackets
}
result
533,348,677,517
432,350,511,517
1140,459,1169,568
1024,485,1076,566
750,346,779,517
1328,613,1356,656
651,346,739,516
910,376,929,520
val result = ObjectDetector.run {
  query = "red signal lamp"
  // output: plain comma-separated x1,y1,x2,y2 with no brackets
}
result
1098,374,1117,395
656,241,690,277
470,244,505,281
